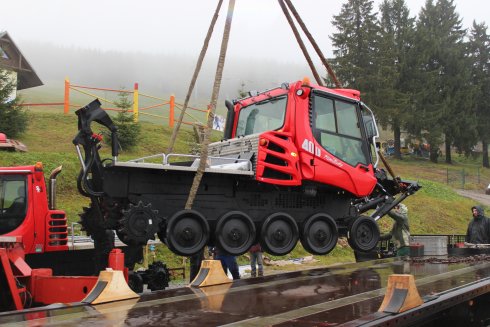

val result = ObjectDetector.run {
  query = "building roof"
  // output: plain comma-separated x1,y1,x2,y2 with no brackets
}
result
0,31,43,90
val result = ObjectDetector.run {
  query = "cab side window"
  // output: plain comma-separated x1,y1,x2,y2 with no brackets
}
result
0,177,27,234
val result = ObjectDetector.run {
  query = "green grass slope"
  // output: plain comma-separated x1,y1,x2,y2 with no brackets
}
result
0,111,208,221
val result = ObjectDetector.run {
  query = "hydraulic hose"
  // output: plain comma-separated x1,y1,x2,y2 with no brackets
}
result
78,145,104,197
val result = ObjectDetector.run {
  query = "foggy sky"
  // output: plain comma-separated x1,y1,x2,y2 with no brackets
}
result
1,0,489,105
1,0,488,63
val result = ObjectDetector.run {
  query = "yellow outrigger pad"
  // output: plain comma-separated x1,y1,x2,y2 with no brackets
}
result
378,274,423,313
190,260,232,288
82,269,139,305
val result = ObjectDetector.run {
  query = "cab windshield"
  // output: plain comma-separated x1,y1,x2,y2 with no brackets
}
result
236,96,287,137
0,175,27,234
312,92,369,166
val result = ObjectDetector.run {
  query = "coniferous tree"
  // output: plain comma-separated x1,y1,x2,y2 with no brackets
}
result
438,0,475,163
468,21,490,168
407,0,470,163
404,1,439,161
104,91,141,151
376,0,415,159
0,69,28,138
330,0,380,105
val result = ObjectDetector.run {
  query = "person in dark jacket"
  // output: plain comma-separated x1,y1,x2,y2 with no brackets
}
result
381,203,410,256
214,246,240,280
465,206,490,244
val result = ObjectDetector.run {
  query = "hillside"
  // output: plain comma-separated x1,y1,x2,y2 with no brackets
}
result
1,110,489,270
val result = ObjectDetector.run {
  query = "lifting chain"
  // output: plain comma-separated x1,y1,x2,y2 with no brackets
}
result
408,254,490,264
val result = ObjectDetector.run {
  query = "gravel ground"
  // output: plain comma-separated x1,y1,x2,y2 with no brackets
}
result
456,189,490,207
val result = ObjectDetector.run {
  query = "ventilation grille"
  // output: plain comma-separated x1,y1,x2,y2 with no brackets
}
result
47,212,68,246
267,141,286,153
263,167,291,180
265,154,287,166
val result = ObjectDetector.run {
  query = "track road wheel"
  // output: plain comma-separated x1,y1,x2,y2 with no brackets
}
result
300,213,338,255
215,211,256,256
260,212,299,256
118,201,161,246
166,210,210,256
347,215,380,252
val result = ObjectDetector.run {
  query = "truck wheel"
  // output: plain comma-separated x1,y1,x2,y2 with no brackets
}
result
347,215,379,252
260,212,299,256
215,211,256,256
166,210,210,256
300,213,338,255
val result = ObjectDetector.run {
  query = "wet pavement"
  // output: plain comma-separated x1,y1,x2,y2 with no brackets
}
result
1,257,490,326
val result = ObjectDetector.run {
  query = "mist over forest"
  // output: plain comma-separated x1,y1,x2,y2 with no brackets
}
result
19,40,314,107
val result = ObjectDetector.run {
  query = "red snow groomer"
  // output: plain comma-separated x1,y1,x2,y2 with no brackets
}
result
73,79,419,259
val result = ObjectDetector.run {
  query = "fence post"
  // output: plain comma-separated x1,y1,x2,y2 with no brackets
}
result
169,95,175,128
133,82,139,122
477,167,480,184
206,104,211,121
462,169,465,189
446,168,449,184
64,78,70,115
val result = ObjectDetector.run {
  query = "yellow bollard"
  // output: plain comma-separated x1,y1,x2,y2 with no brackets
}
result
64,78,70,115
133,82,139,122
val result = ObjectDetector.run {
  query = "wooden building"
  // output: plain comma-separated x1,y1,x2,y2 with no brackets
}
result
0,31,42,99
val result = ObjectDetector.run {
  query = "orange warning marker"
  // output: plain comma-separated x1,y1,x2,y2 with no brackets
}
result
379,274,423,313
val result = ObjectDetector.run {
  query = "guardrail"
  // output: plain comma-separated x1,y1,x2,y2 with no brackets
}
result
19,79,211,128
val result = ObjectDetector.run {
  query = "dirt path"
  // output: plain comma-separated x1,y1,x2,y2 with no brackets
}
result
456,189,490,207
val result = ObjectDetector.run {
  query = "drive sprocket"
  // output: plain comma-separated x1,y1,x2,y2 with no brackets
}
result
78,200,122,237
146,261,170,291
117,201,162,246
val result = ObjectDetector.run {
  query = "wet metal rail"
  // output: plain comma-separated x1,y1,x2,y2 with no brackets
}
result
1,257,490,326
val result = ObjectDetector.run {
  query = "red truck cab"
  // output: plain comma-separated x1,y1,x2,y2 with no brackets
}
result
0,163,68,254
